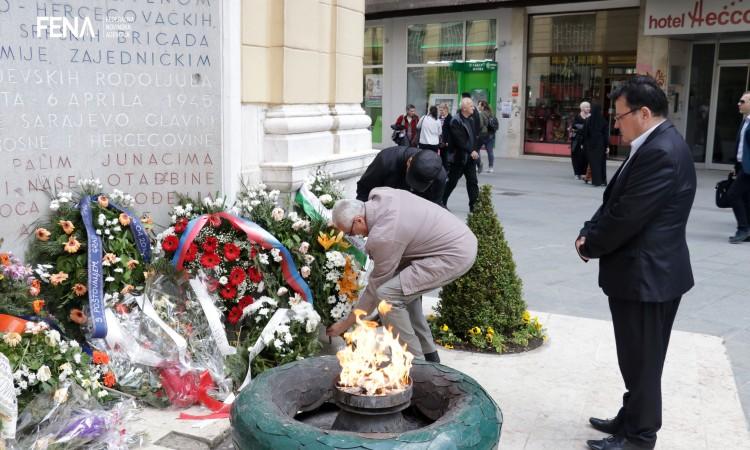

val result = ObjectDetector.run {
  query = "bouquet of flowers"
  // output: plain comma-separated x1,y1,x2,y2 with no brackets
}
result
0,241,37,317
26,179,151,341
158,193,321,380
237,180,366,326
0,321,114,411
303,168,346,209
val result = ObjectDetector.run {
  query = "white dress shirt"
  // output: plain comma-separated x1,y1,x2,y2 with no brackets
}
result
620,119,666,171
738,116,749,162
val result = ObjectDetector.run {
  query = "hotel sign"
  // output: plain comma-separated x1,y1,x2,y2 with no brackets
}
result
644,0,750,35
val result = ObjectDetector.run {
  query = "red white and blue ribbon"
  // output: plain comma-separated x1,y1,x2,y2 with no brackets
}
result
79,195,152,338
171,212,313,304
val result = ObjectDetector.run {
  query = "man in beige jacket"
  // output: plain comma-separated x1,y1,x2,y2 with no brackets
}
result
326,187,477,361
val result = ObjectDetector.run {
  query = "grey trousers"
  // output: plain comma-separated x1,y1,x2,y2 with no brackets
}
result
376,275,437,359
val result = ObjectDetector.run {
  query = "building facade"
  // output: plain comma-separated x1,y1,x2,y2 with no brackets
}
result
365,0,750,169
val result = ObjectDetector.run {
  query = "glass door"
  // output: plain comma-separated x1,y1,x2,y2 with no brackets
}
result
708,65,750,166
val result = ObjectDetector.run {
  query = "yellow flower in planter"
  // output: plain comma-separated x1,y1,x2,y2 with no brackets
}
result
533,317,543,332
522,310,531,324
468,326,482,336
444,344,454,350
440,324,449,332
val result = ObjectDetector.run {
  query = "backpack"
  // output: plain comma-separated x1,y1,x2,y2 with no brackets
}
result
487,116,499,133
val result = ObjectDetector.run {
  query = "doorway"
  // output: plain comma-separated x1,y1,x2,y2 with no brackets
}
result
707,64,750,166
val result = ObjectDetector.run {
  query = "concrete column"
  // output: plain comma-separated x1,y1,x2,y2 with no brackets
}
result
635,0,669,90
240,0,376,193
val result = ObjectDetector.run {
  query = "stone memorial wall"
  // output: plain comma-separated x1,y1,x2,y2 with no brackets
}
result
0,0,222,253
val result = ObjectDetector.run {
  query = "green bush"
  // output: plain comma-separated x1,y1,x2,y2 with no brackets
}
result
435,185,544,352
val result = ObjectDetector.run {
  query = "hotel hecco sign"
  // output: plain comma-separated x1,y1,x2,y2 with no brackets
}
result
644,0,750,35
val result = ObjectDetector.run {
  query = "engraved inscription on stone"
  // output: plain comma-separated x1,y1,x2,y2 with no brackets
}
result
0,0,222,252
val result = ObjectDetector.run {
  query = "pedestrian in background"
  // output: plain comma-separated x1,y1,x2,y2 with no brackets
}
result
584,103,609,187
443,97,480,211
438,103,453,170
571,101,590,180
417,105,442,153
394,104,419,147
461,92,482,172
726,91,750,244
478,100,498,173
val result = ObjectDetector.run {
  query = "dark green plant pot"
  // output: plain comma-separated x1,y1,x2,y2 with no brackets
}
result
230,355,502,449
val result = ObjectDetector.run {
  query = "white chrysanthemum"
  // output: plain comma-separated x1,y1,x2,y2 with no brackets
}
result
299,242,310,254
300,266,311,278
36,365,52,383
258,254,269,265
271,207,285,222
49,199,60,211
277,287,288,296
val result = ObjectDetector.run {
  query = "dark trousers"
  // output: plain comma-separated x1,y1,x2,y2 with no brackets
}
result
608,297,681,449
727,166,750,229
571,142,587,176
443,160,479,211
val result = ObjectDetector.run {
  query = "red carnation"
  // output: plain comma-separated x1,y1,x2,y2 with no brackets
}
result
162,235,179,252
224,243,241,262
227,305,243,325
200,252,221,269
250,246,258,259
174,218,188,234
184,243,198,262
220,284,237,300
239,295,254,308
208,214,222,228
247,266,263,284
229,267,246,286
202,236,219,253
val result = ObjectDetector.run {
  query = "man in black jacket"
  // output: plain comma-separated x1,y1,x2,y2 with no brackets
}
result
726,90,750,243
575,76,696,450
356,146,446,206
442,97,480,211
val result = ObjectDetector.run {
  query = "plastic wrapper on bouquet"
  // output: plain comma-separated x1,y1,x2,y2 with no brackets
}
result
97,273,233,408
10,382,143,449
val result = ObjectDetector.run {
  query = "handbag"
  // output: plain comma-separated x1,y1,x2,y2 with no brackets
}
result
715,172,735,208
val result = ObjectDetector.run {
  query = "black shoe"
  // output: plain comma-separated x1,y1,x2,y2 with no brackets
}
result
589,416,623,435
729,228,750,244
587,435,649,450
424,351,440,363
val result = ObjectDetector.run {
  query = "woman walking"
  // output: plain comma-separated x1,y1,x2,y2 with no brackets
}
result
417,105,442,153
584,103,609,187
570,101,590,179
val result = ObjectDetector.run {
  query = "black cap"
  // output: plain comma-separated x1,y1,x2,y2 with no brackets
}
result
406,150,443,193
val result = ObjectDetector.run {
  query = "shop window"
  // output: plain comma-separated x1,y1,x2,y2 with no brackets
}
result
685,43,715,163
364,26,384,144
406,66,459,115
466,19,496,61
408,22,464,64
718,42,750,61
525,9,638,156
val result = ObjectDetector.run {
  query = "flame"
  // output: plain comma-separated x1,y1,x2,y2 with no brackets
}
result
336,301,413,396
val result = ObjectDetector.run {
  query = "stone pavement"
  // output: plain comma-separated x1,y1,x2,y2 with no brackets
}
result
445,155,750,429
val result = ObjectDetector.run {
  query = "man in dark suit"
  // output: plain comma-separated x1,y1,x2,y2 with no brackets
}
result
356,146,446,206
575,76,696,450
442,97,480,211
726,91,750,243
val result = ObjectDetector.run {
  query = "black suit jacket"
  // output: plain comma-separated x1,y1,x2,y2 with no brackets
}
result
356,146,446,205
579,121,696,303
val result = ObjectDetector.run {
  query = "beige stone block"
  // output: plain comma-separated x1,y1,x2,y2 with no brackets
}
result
241,45,282,103
283,47,322,104
318,2,333,54
336,0,364,13
241,0,283,47
284,0,320,51
335,53,363,103
335,6,363,58
318,52,332,103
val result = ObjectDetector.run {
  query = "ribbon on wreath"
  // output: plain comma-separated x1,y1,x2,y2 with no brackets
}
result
177,372,234,420
295,185,367,267
171,212,314,303
79,195,152,338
